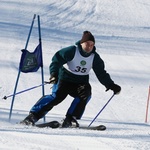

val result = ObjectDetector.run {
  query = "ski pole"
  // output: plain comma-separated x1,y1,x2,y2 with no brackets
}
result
88,93,115,127
2,81,52,100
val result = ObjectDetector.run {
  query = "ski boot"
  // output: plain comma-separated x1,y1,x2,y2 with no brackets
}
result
20,113,38,126
62,115,79,128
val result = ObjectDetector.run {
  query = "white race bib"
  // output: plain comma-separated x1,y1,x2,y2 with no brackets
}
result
63,47,94,75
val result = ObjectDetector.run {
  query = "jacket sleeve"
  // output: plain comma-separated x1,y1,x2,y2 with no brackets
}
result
49,46,76,76
92,53,114,89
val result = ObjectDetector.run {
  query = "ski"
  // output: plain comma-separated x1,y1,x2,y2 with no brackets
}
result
35,121,60,128
35,121,106,131
79,125,106,131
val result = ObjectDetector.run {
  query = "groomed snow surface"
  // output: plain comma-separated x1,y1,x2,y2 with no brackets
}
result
0,0,150,149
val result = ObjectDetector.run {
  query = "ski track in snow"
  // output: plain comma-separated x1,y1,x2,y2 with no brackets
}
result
0,0,150,150
0,122,150,150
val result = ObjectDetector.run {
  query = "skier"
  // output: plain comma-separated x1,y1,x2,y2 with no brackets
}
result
20,31,121,127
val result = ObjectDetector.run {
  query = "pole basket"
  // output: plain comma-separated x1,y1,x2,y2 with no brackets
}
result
145,85,150,123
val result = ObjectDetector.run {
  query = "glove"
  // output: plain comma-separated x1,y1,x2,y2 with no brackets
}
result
77,84,91,101
49,73,58,84
106,83,121,95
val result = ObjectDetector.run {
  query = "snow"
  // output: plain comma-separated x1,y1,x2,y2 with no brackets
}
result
0,0,150,149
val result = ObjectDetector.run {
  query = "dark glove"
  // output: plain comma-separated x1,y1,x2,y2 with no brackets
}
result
49,73,58,84
77,84,91,101
106,84,121,95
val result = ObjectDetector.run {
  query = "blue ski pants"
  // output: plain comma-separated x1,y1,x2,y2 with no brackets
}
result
30,80,92,120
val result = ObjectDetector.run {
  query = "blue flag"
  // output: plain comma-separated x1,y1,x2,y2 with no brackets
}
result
19,43,43,73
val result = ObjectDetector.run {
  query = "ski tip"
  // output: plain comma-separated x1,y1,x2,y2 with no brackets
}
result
88,125,106,131
98,125,106,131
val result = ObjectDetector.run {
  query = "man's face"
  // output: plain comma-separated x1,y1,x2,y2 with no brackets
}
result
81,41,95,53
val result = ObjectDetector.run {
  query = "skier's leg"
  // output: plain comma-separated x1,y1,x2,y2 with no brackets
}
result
62,83,92,127
20,80,69,125
29,83,59,119
20,84,58,125
66,95,91,119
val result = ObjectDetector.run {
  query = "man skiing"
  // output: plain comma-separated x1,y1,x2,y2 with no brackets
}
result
20,31,121,127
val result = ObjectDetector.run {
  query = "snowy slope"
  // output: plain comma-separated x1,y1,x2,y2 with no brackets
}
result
0,0,150,149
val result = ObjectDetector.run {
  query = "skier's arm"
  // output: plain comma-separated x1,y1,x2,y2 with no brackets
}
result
49,46,76,76
93,53,114,89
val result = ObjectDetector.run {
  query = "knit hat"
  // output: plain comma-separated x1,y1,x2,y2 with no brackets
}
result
80,31,95,44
